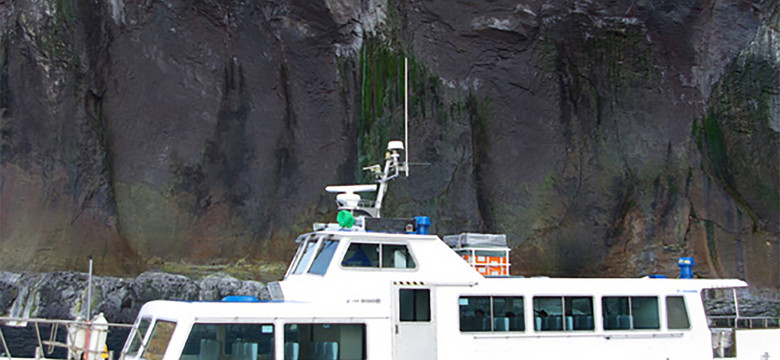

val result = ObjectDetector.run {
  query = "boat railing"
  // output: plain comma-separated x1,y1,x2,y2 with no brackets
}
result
0,317,132,360
709,316,780,358
709,315,780,329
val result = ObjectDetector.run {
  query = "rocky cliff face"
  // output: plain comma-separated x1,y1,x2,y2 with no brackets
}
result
1,1,777,288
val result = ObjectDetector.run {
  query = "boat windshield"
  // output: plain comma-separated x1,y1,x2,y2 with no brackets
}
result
292,235,339,275
308,238,339,275
143,320,176,360
123,319,176,360
125,318,151,356
292,237,319,275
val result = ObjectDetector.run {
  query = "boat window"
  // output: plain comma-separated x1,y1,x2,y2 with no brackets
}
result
181,323,274,360
341,243,415,269
284,323,365,360
293,237,320,274
459,296,491,331
342,243,379,267
602,296,659,330
533,296,594,331
493,297,525,331
399,289,430,322
459,296,524,332
632,297,659,329
126,317,151,356
308,238,339,275
142,320,176,360
382,245,415,268
666,296,690,330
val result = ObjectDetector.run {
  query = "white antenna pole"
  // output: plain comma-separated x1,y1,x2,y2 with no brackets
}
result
87,255,93,319
404,57,409,176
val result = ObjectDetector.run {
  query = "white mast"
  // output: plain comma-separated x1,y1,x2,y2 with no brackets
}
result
404,57,409,176
324,57,411,219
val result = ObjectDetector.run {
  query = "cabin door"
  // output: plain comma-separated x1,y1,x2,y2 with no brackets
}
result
393,287,437,360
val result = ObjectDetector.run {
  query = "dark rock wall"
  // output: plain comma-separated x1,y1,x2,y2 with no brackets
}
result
0,1,777,288
0,271,267,323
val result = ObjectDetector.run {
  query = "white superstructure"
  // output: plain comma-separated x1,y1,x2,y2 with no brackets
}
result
117,142,778,360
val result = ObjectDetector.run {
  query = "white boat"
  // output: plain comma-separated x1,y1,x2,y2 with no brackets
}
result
116,140,778,360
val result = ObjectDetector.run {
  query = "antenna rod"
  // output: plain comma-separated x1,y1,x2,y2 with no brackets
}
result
404,57,409,176
87,255,93,319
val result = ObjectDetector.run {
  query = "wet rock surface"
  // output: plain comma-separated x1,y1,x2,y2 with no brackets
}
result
0,0,777,290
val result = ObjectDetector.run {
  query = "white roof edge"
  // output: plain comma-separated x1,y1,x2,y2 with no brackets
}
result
690,278,749,289
312,230,441,241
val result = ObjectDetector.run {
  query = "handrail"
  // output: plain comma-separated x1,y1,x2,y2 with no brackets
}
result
709,315,780,329
0,317,132,327
1,326,11,360
0,317,132,360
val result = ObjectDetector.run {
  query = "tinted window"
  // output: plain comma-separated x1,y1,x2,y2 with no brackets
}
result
400,289,430,322
342,243,415,269
602,296,659,330
632,297,660,329
533,296,593,331
127,318,151,356
143,320,176,360
459,296,491,331
284,324,365,360
181,323,274,360
342,243,379,267
666,296,690,329
309,239,339,275
382,244,415,268
459,296,524,332
565,297,594,330
534,297,563,331
293,238,319,274
493,297,525,331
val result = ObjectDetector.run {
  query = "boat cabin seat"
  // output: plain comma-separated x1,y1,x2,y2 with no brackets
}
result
231,342,258,360
546,315,563,330
199,339,221,360
494,317,510,331
309,341,339,360
617,315,633,329
284,342,299,360
323,342,338,360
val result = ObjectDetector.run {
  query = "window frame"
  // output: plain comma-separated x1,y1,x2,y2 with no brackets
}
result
141,320,176,360
399,288,431,322
283,323,367,360
290,234,321,275
665,296,691,330
601,295,660,331
125,317,151,357
532,296,595,332
180,322,276,360
459,295,525,333
307,236,339,275
340,241,417,270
